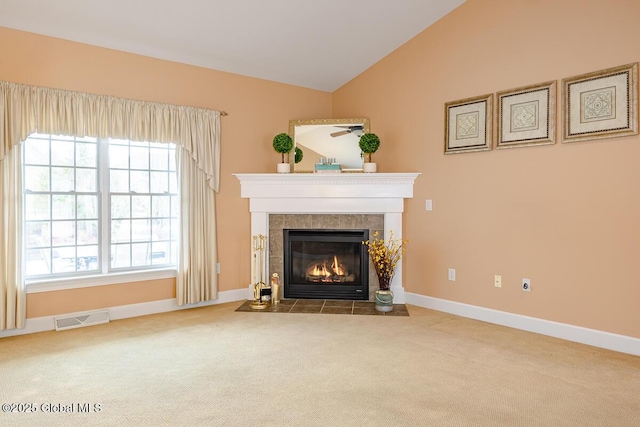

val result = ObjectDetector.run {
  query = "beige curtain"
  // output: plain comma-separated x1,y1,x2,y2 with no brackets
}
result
0,81,221,329
0,146,24,330
176,145,218,305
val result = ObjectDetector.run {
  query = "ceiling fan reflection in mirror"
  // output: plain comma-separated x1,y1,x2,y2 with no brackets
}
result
330,125,364,137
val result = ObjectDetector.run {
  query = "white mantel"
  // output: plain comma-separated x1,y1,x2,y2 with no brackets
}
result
234,173,420,303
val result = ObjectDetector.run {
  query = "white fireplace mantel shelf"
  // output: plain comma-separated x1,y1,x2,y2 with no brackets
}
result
234,172,421,303
234,173,420,212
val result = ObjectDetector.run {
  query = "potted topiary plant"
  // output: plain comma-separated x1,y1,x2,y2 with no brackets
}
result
273,133,293,173
359,133,380,173
294,146,303,164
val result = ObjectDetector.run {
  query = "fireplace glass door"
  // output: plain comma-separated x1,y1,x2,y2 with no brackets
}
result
283,229,369,300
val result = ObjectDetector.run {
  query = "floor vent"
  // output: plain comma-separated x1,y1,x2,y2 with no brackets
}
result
54,310,110,331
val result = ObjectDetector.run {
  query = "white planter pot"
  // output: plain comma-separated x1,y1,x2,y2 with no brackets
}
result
276,163,290,173
363,162,377,173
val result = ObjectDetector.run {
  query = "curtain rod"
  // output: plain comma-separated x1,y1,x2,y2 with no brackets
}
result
220,111,228,116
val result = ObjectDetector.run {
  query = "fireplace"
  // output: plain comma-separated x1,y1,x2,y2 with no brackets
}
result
234,173,420,303
283,229,369,300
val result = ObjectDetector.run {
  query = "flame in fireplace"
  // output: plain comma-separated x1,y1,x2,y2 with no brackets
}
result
306,255,349,282
331,255,345,276
309,263,332,278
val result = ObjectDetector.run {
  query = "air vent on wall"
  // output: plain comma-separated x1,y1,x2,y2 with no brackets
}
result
54,310,110,331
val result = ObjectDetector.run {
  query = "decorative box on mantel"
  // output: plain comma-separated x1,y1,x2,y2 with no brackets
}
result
233,173,420,303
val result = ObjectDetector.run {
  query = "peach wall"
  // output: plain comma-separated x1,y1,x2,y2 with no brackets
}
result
0,27,332,317
333,0,640,338
26,279,175,318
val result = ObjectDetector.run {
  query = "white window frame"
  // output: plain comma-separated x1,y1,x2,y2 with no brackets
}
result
24,135,178,293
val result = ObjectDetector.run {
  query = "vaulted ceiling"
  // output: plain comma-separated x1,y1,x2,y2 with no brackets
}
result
0,0,466,92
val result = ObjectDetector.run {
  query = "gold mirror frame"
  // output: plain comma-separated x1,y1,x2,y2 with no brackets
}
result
289,118,370,172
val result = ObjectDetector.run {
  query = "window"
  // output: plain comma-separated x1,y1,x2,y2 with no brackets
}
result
23,134,178,280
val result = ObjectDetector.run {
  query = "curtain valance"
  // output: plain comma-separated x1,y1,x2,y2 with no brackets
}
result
0,81,220,191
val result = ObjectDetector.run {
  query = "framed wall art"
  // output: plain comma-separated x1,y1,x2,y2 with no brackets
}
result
444,93,492,154
562,62,638,143
496,80,556,149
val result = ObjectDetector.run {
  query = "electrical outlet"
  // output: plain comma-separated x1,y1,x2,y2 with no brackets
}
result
425,199,433,211
494,275,502,288
522,278,531,292
448,268,456,281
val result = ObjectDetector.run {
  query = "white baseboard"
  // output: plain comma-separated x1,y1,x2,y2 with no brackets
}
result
7,289,637,356
0,287,252,339
405,293,640,356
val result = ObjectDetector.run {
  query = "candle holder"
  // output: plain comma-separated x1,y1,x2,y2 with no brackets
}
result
270,273,281,305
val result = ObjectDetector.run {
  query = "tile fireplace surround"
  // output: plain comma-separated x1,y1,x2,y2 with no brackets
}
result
234,173,420,303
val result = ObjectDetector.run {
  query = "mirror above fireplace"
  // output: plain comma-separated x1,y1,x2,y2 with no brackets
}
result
289,118,370,172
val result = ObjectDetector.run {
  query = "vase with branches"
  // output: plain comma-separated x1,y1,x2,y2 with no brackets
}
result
362,230,407,311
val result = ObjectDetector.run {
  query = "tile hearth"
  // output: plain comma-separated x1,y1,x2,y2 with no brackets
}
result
236,299,409,316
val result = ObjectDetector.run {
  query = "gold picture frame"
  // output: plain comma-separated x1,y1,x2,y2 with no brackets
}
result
562,63,638,143
496,81,556,149
444,94,493,154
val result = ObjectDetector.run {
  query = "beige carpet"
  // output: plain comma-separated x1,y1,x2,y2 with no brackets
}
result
1,302,639,426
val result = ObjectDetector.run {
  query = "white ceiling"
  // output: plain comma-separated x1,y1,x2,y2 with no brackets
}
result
0,0,465,92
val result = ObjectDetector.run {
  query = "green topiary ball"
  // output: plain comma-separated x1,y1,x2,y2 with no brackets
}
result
273,133,293,162
359,133,380,162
